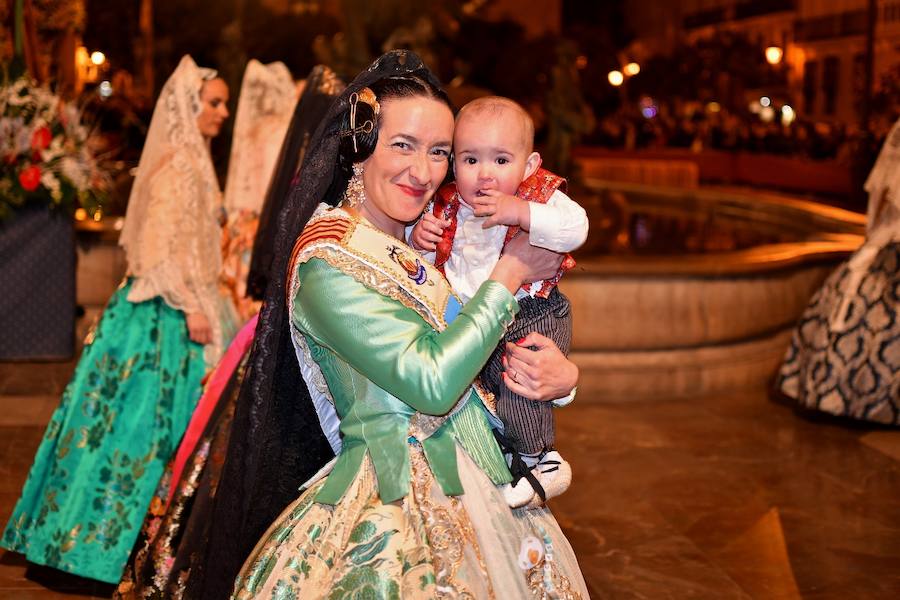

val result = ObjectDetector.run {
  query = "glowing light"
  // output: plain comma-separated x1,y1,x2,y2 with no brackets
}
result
765,46,783,65
90,51,106,66
760,96,772,107
782,104,796,125
74,208,87,221
93,210,103,222
576,55,588,69
760,106,775,122
624,62,640,76
98,81,113,98
76,46,90,67
706,101,721,113
608,70,624,86
639,96,657,119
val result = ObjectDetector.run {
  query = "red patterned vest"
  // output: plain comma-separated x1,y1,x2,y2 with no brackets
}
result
431,168,576,299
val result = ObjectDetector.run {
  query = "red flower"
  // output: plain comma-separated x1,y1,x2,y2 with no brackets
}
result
31,126,52,151
19,165,42,192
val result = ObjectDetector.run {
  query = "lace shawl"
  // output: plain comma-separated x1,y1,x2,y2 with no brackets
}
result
864,117,900,234
119,55,228,364
223,60,297,216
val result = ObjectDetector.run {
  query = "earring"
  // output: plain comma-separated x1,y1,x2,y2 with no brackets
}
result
344,163,365,208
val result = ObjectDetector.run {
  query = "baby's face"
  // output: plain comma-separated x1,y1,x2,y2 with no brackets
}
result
453,109,531,205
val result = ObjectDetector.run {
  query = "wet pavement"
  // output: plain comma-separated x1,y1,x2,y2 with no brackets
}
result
1,315,898,599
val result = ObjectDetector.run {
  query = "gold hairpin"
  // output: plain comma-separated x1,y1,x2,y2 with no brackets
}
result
346,87,380,152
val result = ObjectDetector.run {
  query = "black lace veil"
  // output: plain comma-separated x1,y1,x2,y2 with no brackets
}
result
190,50,447,600
246,65,345,301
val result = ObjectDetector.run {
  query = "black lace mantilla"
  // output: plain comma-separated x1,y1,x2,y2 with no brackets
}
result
246,65,344,301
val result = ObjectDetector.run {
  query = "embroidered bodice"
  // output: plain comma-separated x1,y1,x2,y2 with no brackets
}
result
288,207,517,504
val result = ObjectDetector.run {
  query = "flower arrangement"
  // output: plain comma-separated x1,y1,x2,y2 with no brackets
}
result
0,76,109,221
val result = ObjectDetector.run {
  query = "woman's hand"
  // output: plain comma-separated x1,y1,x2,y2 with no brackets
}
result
489,233,564,294
186,312,212,345
501,332,578,401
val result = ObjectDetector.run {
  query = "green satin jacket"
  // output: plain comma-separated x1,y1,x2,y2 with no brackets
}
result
291,258,518,504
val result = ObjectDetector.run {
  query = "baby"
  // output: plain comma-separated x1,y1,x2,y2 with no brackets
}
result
410,96,589,507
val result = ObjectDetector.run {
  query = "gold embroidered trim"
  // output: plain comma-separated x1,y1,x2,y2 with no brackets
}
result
525,555,583,599
304,207,456,326
409,445,494,600
290,207,496,435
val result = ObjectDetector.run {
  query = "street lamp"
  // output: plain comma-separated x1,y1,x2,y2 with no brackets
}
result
782,105,796,125
90,51,106,66
765,46,783,65
608,70,624,86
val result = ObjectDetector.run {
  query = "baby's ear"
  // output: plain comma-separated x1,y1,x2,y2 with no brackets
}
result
524,151,541,180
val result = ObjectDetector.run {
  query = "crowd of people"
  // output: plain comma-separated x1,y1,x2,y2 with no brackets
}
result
589,99,879,162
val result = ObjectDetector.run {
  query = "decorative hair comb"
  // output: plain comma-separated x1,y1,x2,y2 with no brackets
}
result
342,87,381,152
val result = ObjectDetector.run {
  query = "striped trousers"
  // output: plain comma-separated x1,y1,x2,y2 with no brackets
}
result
480,287,572,455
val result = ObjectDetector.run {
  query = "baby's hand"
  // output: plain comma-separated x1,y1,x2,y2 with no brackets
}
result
410,212,450,252
471,189,529,229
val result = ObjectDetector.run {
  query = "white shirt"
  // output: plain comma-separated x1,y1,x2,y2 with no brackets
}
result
445,189,589,303
409,189,586,407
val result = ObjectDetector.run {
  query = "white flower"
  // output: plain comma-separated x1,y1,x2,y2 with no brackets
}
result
15,125,31,154
41,171,62,200
60,156,88,190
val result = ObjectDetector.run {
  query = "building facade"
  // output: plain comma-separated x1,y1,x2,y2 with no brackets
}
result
625,0,900,126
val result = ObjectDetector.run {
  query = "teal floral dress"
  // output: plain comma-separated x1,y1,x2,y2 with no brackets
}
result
1,279,208,583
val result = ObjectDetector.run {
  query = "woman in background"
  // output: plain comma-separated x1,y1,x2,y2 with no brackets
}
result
220,59,298,321
778,117,900,424
1,55,237,584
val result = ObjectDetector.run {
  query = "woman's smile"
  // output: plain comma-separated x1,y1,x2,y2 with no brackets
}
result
396,183,427,198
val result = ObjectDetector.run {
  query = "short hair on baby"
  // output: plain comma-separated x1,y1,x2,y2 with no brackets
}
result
456,96,535,153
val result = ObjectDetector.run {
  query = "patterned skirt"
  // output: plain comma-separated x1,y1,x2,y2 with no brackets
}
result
778,242,900,424
1,280,207,583
233,445,588,599
221,210,262,323
116,317,257,599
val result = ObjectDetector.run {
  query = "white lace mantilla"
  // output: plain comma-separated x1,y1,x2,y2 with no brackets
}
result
119,55,232,365
223,60,297,215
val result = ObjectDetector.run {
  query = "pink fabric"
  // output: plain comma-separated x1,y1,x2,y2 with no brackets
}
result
166,314,258,505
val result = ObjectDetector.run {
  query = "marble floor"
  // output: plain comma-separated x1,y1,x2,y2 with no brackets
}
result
1,323,899,598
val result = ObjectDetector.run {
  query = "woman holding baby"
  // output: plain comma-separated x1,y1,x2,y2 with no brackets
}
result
191,50,588,598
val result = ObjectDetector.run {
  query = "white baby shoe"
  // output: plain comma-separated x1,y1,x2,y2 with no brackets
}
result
525,450,572,509
502,477,537,508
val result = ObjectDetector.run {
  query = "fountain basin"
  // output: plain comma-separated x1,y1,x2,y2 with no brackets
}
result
563,181,865,402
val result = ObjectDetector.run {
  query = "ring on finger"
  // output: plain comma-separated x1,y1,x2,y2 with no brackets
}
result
509,368,519,383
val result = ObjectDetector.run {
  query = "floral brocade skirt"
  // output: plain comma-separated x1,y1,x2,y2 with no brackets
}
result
233,445,589,599
1,280,207,584
116,316,257,599
778,243,900,424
